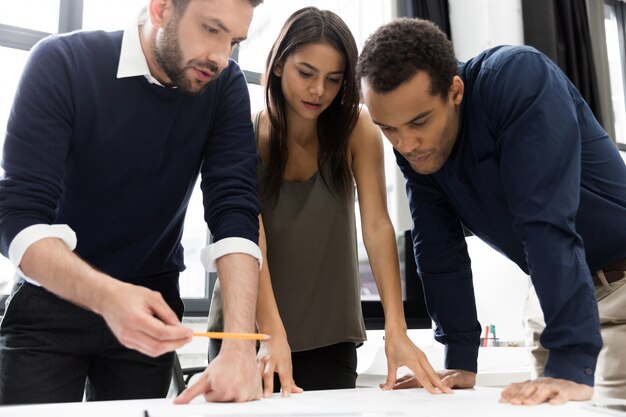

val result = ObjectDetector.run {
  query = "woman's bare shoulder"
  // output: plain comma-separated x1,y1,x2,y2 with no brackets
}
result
348,106,383,151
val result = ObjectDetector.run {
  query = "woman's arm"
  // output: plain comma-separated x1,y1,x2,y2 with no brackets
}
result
255,215,303,397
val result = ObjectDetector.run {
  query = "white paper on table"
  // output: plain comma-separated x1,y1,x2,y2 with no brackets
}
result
0,387,608,417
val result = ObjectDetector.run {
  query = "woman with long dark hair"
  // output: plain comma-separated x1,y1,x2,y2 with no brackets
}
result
208,7,449,396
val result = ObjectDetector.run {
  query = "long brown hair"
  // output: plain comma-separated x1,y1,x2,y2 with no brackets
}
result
263,7,359,205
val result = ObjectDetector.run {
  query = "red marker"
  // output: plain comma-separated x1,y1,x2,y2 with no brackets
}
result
483,325,489,347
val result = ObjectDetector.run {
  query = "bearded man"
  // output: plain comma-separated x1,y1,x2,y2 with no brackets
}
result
0,0,263,404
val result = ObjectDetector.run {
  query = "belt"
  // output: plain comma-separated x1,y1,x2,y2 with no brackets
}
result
591,258,626,287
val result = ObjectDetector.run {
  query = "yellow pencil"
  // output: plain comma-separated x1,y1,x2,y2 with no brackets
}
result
192,332,270,341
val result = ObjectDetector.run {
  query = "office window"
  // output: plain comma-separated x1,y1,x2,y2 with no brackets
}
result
82,0,146,31
604,0,626,149
239,0,392,73
0,47,29,154
248,83,265,114
0,0,60,33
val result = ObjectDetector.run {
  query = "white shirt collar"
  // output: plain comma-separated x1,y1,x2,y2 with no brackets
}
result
116,10,164,86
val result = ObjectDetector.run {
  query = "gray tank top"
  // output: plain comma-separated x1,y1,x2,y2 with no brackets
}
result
207,113,366,351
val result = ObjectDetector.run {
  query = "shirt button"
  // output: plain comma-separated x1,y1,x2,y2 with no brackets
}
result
585,368,593,375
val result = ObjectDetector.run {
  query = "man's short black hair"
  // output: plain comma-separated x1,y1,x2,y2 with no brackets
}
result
357,18,457,98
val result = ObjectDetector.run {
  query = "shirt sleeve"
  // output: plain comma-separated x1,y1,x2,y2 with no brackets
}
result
8,224,77,285
480,48,601,385
396,151,481,373
0,36,73,258
199,60,261,253
199,237,263,273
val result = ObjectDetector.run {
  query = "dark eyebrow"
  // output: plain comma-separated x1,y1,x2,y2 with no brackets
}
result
298,62,344,75
370,118,388,127
207,17,230,33
206,17,247,43
372,109,433,128
405,110,432,124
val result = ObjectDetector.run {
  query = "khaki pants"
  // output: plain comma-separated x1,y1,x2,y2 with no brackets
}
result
522,273,626,399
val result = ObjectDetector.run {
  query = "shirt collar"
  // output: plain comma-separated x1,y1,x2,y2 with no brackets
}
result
116,10,164,86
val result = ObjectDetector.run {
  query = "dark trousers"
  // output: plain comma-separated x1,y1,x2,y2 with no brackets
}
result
0,282,184,405
209,339,358,391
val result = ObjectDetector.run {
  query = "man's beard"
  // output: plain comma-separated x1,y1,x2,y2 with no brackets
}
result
152,17,220,96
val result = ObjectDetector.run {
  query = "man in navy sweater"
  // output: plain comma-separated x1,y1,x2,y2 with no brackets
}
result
357,19,626,404
0,0,264,404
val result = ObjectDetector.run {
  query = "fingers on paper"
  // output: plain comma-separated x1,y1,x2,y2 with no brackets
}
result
259,359,274,397
173,375,211,404
408,355,451,394
258,356,303,398
386,374,418,390
499,378,592,405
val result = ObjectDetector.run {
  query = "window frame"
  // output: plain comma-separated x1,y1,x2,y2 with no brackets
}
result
0,0,83,49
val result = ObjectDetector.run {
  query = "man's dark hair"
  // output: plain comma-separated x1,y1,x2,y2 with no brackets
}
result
171,0,263,15
357,18,457,98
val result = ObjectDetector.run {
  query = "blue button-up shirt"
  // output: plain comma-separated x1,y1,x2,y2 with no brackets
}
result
397,45,626,386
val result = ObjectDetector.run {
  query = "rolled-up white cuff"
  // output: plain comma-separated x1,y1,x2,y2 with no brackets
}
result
199,237,262,273
8,224,77,285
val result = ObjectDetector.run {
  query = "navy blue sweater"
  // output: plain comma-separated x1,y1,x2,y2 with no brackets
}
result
397,46,626,385
0,31,260,297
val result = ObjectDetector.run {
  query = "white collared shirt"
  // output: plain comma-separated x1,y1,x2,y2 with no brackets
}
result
116,13,164,86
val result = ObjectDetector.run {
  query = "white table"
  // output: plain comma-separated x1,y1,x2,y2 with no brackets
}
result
0,386,621,417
